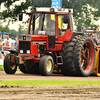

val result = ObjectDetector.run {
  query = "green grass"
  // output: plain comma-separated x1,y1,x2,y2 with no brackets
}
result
0,65,3,70
0,65,19,70
0,66,100,87
0,80,100,86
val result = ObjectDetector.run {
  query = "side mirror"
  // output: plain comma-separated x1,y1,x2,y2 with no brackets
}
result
63,15,69,24
77,26,84,32
19,13,23,21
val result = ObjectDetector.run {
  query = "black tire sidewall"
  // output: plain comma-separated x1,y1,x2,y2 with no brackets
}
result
4,53,17,74
39,55,54,76
24,62,39,74
61,35,82,76
74,36,96,76
19,64,27,74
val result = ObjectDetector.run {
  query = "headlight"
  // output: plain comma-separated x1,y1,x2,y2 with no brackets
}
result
20,50,23,53
27,50,30,54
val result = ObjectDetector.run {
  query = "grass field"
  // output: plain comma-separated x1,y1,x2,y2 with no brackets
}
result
0,80,100,86
0,65,100,87
0,65,19,71
0,65,3,70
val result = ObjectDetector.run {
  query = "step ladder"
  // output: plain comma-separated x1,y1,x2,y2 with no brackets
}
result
55,52,63,65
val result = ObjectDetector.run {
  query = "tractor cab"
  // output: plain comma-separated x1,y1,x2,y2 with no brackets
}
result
19,7,74,36
28,8,73,36
18,7,74,54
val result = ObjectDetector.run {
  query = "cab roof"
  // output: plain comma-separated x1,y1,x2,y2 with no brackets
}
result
33,7,73,14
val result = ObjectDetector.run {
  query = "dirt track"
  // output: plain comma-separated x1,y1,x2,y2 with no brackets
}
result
0,71,100,81
0,71,100,100
0,86,100,100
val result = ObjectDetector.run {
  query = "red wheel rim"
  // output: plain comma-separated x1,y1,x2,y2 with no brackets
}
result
81,41,94,72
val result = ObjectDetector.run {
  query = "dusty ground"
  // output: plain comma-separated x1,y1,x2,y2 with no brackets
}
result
0,71,100,81
0,86,100,100
0,71,100,100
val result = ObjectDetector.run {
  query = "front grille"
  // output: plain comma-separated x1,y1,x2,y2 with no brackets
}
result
19,42,30,54
18,35,31,41
26,36,31,40
18,35,23,40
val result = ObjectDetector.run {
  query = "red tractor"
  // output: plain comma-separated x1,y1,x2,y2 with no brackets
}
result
4,7,96,76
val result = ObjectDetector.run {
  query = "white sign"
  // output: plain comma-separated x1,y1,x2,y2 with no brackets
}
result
0,59,3,65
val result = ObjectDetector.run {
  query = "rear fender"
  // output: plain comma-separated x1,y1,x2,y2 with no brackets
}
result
70,32,84,41
45,52,55,62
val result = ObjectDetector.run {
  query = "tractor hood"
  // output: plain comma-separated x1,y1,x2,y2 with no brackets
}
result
31,35,48,41
18,34,48,41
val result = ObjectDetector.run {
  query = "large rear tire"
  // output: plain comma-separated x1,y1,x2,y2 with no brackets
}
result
4,53,17,74
39,55,54,76
25,62,39,74
73,36,96,76
61,35,82,76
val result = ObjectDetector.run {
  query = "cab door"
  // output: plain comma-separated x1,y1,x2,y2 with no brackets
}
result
48,35,55,49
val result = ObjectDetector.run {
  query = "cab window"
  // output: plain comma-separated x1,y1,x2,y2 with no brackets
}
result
58,15,69,36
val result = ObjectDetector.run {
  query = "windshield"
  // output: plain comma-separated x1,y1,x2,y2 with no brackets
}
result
30,13,56,36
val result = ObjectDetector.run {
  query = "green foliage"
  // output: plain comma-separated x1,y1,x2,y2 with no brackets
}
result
0,25,27,39
0,0,51,21
1,0,30,22
0,65,3,70
75,5,99,29
31,0,51,7
0,0,100,29
62,0,100,28
0,0,6,4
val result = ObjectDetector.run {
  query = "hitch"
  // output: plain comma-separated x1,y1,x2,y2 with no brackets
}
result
16,55,35,64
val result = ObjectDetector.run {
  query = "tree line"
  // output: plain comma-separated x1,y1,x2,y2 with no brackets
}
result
0,0,100,30
0,25,27,39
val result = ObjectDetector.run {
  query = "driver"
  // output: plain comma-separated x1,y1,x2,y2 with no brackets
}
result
45,14,55,30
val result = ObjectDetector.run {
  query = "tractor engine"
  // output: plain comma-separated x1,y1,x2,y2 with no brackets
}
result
18,34,49,64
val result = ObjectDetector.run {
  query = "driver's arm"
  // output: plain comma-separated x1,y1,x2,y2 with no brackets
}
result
51,20,55,30
51,25,55,30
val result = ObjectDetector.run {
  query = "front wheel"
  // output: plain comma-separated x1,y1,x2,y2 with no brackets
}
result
4,53,17,74
39,55,54,76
